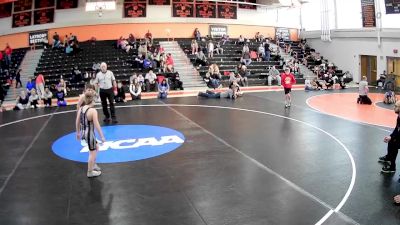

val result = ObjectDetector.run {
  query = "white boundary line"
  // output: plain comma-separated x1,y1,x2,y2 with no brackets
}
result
306,94,392,132
0,104,357,225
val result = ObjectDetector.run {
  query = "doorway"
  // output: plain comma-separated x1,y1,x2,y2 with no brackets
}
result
360,55,377,83
387,57,400,88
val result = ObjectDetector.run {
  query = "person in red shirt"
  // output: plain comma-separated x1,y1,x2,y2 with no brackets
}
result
165,53,174,72
4,43,12,66
281,68,296,108
145,30,153,44
0,51,3,70
35,73,45,99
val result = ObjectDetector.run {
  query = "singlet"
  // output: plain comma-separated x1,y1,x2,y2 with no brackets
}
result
80,106,95,143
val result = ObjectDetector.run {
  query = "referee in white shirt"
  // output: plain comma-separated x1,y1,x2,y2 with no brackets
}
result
95,62,118,123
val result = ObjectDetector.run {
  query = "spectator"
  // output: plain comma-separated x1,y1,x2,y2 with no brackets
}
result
29,88,39,108
145,70,157,92
147,43,156,55
26,77,36,93
264,39,270,61
117,36,123,49
137,73,145,89
35,73,45,98
4,43,12,67
150,52,160,69
191,40,199,55
15,68,22,88
120,39,132,53
250,50,258,62
384,73,395,91
0,85,4,111
92,62,100,73
13,90,30,110
257,44,265,60
129,78,142,100
129,73,138,84
267,66,281,86
221,34,229,45
324,73,334,90
241,50,252,66
42,87,53,107
205,64,221,89
52,32,61,49
195,50,207,69
143,57,153,71
56,86,67,106
237,35,245,45
207,40,214,58
357,76,372,105
158,79,169,99
255,32,261,42
138,43,147,58
63,35,68,47
194,28,201,41
214,42,223,55
145,30,153,44
114,82,126,103
242,43,250,54
380,101,400,174
58,78,68,96
71,65,82,84
170,72,184,90
237,65,249,86
128,33,136,48
165,53,174,72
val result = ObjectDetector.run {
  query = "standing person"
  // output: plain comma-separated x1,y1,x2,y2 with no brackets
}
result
4,43,12,67
95,62,117,123
35,73,45,99
281,68,296,108
76,90,105,178
15,69,22,88
380,101,400,174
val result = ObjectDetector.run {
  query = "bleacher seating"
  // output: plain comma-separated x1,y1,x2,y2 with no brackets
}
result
176,38,305,86
0,47,28,92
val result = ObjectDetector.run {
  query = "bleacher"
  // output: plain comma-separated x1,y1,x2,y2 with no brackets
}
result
1,47,28,93
176,38,305,86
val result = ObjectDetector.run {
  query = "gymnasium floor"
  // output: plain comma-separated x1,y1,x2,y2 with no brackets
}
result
0,88,399,225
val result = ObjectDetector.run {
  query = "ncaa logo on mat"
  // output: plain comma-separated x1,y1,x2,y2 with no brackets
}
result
52,125,185,163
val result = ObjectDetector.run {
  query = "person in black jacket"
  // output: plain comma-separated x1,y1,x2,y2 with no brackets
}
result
380,101,400,173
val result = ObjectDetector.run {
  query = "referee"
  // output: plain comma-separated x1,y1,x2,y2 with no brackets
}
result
95,62,118,123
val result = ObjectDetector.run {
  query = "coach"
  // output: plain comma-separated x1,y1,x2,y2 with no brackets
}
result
95,62,118,123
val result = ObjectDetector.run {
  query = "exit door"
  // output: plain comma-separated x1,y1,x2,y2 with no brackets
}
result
360,55,377,83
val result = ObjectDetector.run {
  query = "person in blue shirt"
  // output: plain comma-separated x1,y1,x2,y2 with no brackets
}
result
158,79,169,99
56,86,67,106
26,78,36,93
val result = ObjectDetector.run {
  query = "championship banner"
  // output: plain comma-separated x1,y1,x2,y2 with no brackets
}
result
28,30,49,45
361,0,376,27
124,2,146,17
172,2,194,17
12,11,32,28
385,0,400,14
217,3,237,19
34,8,54,25
13,0,32,12
238,0,256,10
35,0,55,9
0,2,12,18
56,0,78,9
209,25,227,38
195,1,216,18
149,0,170,5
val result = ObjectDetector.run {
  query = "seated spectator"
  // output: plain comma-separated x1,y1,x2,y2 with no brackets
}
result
242,43,250,54
65,43,74,55
128,34,136,48
58,78,68,96
120,39,132,53
195,50,207,69
133,54,145,69
384,73,395,91
150,52,161,69
191,40,199,55
194,28,201,41
229,72,244,86
52,32,61,49
207,40,214,58
143,57,153,71
92,62,100,73
42,87,53,107
115,82,126,103
357,76,372,105
377,70,387,89
165,53,174,72
159,53,166,70
71,65,82,84
13,90,30,110
158,79,169,99
129,78,142,100
250,50,258,62
63,35,68,47
241,50,252,66
145,30,153,44
267,66,281,86
237,65,249,86
214,42,223,55
237,35,245,45
258,44,265,60
26,78,36,93
169,72,184,90
0,51,4,72
29,88,39,108
255,32,261,42
137,73,145,89
384,90,397,104
129,73,138,84
221,34,229,45
145,70,157,92
138,43,147,58
324,73,334,90
147,43,156,55
56,86,67,106
205,64,221,89
0,84,5,110
117,36,123,49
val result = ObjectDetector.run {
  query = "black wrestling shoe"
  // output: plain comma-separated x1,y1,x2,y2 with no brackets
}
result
381,165,396,173
103,118,111,123
378,156,390,163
